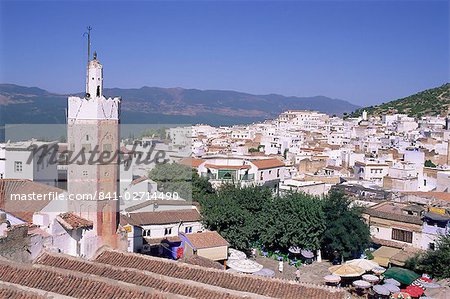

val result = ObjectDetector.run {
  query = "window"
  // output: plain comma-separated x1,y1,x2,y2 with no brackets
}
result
392,228,413,243
164,227,172,235
429,243,435,250
82,170,88,176
277,169,280,178
96,86,100,97
260,171,263,180
185,226,193,233
142,230,151,237
86,135,89,141
14,161,22,172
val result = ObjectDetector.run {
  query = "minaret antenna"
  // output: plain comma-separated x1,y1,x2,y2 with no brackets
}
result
83,26,92,63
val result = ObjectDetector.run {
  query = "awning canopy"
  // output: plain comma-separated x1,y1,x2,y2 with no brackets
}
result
383,267,420,285
372,246,402,267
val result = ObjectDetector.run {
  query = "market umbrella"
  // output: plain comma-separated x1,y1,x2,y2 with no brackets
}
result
420,281,440,289
390,292,411,299
383,283,401,293
425,286,450,299
353,280,372,289
329,264,365,277
301,249,314,259
288,246,301,254
385,278,401,287
227,259,263,274
384,267,420,285
346,259,379,271
373,284,391,296
403,285,424,297
253,268,275,278
362,274,380,284
324,274,341,283
411,279,425,290
228,248,247,260
373,266,387,275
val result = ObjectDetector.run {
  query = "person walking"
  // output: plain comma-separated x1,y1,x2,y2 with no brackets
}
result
278,260,283,273
295,268,301,282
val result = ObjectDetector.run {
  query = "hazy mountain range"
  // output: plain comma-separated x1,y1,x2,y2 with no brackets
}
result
0,84,359,126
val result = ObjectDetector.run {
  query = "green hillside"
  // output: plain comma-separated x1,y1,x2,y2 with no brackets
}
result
348,83,450,118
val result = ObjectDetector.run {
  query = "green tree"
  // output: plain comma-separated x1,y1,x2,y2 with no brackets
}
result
413,234,450,279
148,163,214,201
321,191,370,259
199,185,271,250
259,192,325,251
424,160,437,168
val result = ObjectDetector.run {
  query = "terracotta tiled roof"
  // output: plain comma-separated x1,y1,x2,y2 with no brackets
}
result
401,191,450,201
251,158,285,169
365,202,423,225
123,209,201,226
0,285,46,299
371,237,407,249
180,255,224,270
183,231,229,249
0,179,64,222
131,176,148,186
0,258,168,299
178,157,205,168
94,250,346,299
35,252,241,299
204,164,251,170
57,212,93,230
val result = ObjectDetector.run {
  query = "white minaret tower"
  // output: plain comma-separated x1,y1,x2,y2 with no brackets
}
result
67,27,122,256
362,110,368,121
86,51,103,99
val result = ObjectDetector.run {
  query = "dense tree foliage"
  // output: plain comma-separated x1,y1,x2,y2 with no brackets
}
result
424,160,437,168
321,191,370,259
407,234,450,279
148,163,214,201
199,185,368,256
198,185,271,250
259,192,325,251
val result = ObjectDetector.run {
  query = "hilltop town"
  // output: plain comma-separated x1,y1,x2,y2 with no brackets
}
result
0,18,449,297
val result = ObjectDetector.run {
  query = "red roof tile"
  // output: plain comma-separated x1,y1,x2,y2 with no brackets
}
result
123,209,201,226
57,212,93,230
178,157,205,168
0,258,168,299
94,250,346,299
0,179,64,222
35,252,241,299
251,158,285,169
183,231,229,249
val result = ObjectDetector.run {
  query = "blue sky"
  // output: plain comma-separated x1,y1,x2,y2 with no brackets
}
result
0,0,448,106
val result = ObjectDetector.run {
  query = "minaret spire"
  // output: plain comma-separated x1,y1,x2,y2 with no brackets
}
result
84,26,92,63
